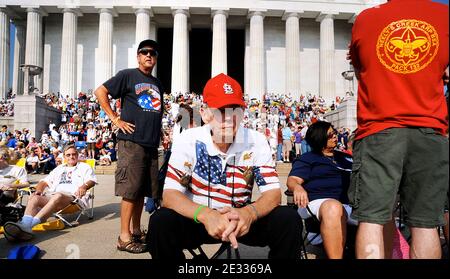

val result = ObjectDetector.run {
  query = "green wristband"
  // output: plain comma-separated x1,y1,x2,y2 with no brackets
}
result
194,205,206,224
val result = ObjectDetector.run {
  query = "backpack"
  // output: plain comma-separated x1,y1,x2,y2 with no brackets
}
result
7,244,41,259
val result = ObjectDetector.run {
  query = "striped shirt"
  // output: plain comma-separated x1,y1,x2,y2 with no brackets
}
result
164,125,280,209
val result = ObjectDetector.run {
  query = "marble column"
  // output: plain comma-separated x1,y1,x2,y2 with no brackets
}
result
135,8,151,45
150,20,157,77
97,8,114,86
24,7,45,93
284,12,301,99
12,20,25,96
171,8,189,95
60,8,80,98
135,8,156,76
248,11,265,100
318,13,336,104
0,8,10,99
244,23,250,95
211,9,227,77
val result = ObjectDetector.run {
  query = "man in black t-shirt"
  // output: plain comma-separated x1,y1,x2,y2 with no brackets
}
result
95,39,163,254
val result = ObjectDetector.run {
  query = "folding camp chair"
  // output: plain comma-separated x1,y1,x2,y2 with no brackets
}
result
53,159,96,227
282,190,309,258
187,242,240,259
16,158,26,168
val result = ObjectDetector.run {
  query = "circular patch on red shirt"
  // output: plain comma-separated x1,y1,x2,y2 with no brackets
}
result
376,19,439,74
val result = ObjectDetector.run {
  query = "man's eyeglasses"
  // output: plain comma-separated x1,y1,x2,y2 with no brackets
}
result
65,153,78,157
138,48,158,57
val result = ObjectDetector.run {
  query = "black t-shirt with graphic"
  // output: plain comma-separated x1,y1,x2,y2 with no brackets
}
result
103,68,164,148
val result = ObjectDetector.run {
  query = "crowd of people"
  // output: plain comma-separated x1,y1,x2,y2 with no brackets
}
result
1,82,350,176
0,99,14,117
0,88,347,177
0,90,122,175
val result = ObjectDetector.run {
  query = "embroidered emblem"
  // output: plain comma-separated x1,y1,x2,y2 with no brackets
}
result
223,83,234,94
376,19,439,74
184,162,192,169
243,152,253,161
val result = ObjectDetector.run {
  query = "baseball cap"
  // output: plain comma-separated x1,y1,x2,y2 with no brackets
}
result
203,73,246,109
137,39,159,54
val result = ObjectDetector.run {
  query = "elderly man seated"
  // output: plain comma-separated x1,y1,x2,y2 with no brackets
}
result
3,144,96,242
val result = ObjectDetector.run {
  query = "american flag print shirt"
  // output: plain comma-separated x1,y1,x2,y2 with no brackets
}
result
164,125,280,209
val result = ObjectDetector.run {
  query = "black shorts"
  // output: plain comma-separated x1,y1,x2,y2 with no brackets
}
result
115,140,158,200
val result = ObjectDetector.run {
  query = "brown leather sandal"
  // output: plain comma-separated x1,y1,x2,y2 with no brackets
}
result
117,236,147,254
131,231,147,243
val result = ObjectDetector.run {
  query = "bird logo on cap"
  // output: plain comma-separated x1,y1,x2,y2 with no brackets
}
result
223,83,234,95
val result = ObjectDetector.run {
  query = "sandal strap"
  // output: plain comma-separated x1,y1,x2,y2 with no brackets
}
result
117,237,147,253
131,232,147,243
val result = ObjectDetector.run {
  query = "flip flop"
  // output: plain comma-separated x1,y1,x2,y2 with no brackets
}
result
3,222,34,242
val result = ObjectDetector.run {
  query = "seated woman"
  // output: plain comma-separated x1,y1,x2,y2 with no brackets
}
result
3,144,96,242
98,142,116,166
287,121,356,259
25,148,40,174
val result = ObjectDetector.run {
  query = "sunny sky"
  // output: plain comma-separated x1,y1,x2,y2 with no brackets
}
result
7,0,450,87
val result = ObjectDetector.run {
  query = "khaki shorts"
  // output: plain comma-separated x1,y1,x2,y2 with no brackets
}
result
87,142,96,151
348,128,449,228
282,139,292,153
115,140,159,200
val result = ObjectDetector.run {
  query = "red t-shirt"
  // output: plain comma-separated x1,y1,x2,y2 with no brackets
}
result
350,0,449,140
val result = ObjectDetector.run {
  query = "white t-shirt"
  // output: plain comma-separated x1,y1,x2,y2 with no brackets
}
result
165,125,280,209
0,165,28,187
26,155,39,164
61,132,69,141
172,123,183,142
171,103,180,120
42,162,97,195
86,128,97,143
51,130,60,142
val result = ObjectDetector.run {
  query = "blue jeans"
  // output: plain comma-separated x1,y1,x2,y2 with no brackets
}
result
301,141,311,154
277,143,283,161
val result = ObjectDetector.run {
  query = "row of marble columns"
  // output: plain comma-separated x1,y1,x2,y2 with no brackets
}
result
0,6,340,101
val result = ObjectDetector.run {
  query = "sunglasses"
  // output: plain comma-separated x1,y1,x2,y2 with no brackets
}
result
327,130,338,139
138,48,158,57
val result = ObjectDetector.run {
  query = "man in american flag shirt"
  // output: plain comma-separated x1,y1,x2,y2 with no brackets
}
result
147,73,302,259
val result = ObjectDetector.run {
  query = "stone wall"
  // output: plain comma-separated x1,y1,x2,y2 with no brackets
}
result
324,96,357,131
0,116,14,131
13,95,61,139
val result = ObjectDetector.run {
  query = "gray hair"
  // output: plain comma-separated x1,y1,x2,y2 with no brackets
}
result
63,144,78,155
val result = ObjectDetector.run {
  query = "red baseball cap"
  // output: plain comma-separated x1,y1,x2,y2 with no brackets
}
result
203,73,246,109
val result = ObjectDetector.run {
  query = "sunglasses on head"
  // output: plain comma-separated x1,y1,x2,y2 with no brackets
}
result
138,48,158,57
